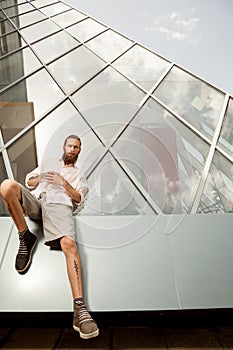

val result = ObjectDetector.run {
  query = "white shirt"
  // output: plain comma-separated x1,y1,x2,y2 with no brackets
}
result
25,159,88,211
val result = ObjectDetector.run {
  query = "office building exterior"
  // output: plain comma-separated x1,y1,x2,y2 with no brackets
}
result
0,0,233,312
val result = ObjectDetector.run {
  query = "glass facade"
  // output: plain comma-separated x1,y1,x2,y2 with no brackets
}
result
0,0,232,217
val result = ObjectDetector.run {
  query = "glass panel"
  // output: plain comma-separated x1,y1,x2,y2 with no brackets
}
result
0,19,15,35
113,44,171,91
0,69,64,124
0,152,9,216
32,0,58,7
51,9,86,28
0,101,35,143
11,10,46,28
114,98,210,214
198,151,233,214
32,30,79,63
20,19,60,43
49,46,105,93
0,47,41,91
218,97,233,157
39,2,70,16
35,101,105,174
7,128,38,185
67,18,106,42
0,11,6,20
154,66,225,140
86,29,133,62
82,153,154,215
1,0,25,9
4,3,34,16
72,67,145,141
0,31,25,57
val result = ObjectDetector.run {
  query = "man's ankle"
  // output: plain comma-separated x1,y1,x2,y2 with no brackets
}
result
19,228,28,236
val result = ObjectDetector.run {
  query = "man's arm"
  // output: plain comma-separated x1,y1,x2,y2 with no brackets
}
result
43,172,83,204
27,175,40,188
62,178,82,204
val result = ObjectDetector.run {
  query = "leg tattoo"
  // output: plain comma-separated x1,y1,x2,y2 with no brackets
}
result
74,259,81,292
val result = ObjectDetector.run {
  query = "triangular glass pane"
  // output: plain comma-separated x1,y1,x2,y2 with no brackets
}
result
153,66,225,141
35,101,105,174
86,29,133,62
198,151,233,214
218,97,233,158
114,98,210,213
72,66,145,141
113,44,171,91
81,152,155,216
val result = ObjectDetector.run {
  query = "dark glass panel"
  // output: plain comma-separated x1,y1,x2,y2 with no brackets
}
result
0,47,41,91
198,151,233,214
7,128,38,185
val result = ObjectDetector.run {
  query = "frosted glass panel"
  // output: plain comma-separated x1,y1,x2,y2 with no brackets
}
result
82,153,154,216
218,98,233,157
51,9,86,28
32,30,79,63
11,10,46,28
154,66,225,140
49,46,105,93
114,98,210,213
67,18,106,42
113,44,171,91
86,29,133,62
21,19,60,43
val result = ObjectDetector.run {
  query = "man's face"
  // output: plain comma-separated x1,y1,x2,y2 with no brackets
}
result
62,138,81,165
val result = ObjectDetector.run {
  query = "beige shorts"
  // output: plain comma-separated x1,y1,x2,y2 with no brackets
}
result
20,185,76,250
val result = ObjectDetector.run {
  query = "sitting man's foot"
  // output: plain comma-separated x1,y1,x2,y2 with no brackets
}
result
15,229,38,274
73,299,99,339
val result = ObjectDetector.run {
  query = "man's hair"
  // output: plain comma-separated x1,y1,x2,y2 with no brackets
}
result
63,134,81,147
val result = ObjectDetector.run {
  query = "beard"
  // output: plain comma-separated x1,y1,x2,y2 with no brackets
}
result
62,152,79,165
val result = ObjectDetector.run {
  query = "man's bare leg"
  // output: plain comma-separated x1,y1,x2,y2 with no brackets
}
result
0,179,28,232
60,236,99,339
60,236,83,299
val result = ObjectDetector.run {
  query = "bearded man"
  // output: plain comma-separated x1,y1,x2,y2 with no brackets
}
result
0,135,99,340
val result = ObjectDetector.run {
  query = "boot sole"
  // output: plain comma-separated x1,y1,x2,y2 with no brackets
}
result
73,325,99,339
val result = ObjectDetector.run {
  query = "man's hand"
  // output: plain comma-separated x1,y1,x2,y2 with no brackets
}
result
41,172,82,204
42,172,64,186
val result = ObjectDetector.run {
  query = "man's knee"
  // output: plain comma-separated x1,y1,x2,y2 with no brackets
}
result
0,179,21,200
60,236,77,253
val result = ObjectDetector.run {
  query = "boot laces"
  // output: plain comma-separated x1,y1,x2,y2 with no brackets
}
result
18,235,28,256
76,302,93,325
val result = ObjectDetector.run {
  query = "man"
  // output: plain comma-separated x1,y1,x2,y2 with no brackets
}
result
0,135,99,340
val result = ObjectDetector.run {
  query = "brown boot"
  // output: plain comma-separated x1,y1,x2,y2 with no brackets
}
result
73,300,99,339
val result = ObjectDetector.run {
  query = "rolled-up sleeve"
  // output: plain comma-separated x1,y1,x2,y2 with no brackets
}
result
74,172,89,205
25,167,40,190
